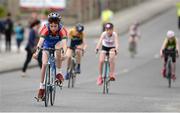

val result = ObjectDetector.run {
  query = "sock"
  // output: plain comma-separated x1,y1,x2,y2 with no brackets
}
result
40,82,44,89
57,68,62,74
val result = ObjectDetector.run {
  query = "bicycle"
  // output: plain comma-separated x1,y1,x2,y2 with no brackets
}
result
103,51,111,94
97,50,116,94
67,47,83,88
35,48,63,107
129,40,137,58
163,49,178,88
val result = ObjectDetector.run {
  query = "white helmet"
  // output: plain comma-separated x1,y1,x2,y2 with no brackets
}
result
167,30,175,38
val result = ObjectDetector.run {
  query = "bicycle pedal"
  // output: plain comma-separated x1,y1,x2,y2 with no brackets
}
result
34,97,43,102
59,83,63,88
55,81,58,85
42,97,45,101
56,81,63,87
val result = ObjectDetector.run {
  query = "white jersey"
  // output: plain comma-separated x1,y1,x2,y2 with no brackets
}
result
129,25,140,37
102,31,117,47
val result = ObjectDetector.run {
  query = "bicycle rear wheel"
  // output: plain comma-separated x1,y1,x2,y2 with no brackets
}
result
44,64,50,107
168,74,171,88
50,67,56,106
103,62,109,94
72,73,75,88
72,63,76,88
103,76,106,94
167,61,171,88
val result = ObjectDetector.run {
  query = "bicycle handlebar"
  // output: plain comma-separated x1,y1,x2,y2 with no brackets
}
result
163,49,178,55
38,47,64,53
96,49,117,55
163,49,179,58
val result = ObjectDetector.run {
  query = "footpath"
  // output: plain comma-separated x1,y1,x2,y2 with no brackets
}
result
0,0,178,74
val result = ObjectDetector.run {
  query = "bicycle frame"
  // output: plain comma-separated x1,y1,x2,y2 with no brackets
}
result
42,48,60,107
103,52,110,94
163,49,177,88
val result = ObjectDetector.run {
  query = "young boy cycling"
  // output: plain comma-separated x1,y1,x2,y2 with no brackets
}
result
33,12,68,99
160,30,179,80
95,23,119,86
65,23,86,79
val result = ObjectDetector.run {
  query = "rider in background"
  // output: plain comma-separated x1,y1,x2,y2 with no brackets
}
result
128,21,141,54
96,23,119,86
176,2,180,30
101,8,114,32
160,30,179,80
65,23,86,80
33,12,68,99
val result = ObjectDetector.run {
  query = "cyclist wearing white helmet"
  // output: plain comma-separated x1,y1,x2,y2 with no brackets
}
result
33,12,68,99
95,23,119,86
160,30,179,80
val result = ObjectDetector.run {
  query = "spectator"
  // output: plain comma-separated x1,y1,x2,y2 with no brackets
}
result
21,20,42,77
0,20,4,52
101,8,114,32
29,12,38,28
14,23,24,53
4,12,14,52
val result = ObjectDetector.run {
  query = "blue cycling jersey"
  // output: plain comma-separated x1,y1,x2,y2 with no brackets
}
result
43,34,61,48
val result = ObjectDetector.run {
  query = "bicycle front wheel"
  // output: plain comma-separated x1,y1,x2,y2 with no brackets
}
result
72,72,76,88
50,67,56,106
103,62,109,94
68,59,76,88
68,69,72,88
72,62,76,88
167,61,171,88
44,64,50,107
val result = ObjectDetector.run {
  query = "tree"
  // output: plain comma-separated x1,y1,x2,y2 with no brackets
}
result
0,5,6,18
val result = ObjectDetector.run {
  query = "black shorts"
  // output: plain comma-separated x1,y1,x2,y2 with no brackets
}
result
130,34,137,38
67,38,83,50
163,49,176,63
102,46,115,52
